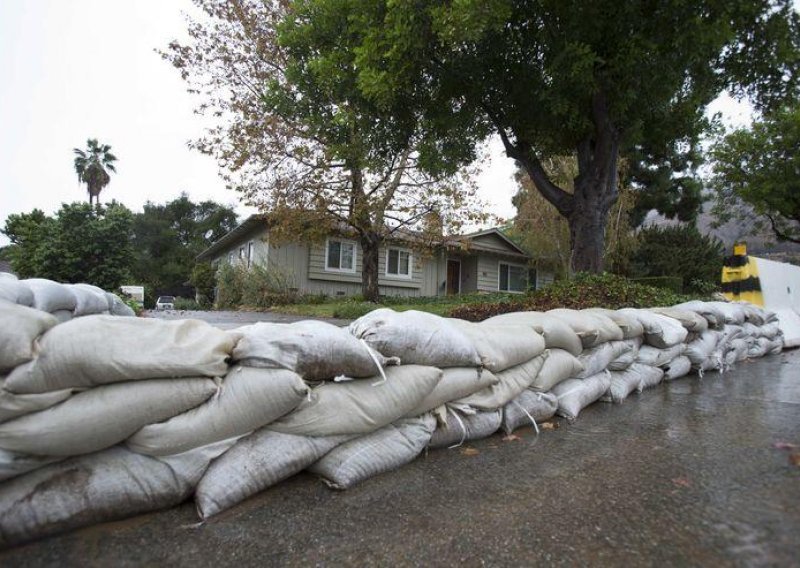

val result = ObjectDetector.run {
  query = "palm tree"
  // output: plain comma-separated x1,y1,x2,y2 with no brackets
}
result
73,139,117,205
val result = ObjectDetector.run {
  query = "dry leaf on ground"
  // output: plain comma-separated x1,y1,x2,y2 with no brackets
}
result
461,447,480,456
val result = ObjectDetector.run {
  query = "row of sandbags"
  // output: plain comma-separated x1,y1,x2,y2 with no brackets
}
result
0,273,135,321
0,300,784,547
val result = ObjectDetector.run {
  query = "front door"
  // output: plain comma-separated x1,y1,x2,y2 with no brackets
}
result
446,259,461,295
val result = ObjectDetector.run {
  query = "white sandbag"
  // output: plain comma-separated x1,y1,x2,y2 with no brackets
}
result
767,337,784,355
600,367,646,403
233,320,397,380
0,449,63,482
448,319,546,372
584,308,644,339
608,338,642,371
636,343,686,368
663,356,692,381
635,364,666,391
500,391,558,434
483,311,583,356
618,308,688,348
737,303,768,326
649,307,709,333
0,383,77,424
530,348,583,391
577,340,633,378
405,367,499,417
0,439,234,549
52,309,73,323
195,430,351,519
0,301,57,372
729,338,750,362
747,337,771,359
268,365,442,436
672,301,726,329
127,367,308,456
685,330,722,366
708,301,747,325
309,415,436,490
349,309,480,368
454,353,548,410
428,408,502,449
68,284,111,316
25,278,77,313
0,378,217,456
721,324,746,344
106,292,136,317
0,278,34,307
5,315,236,394
551,373,612,420
546,308,624,348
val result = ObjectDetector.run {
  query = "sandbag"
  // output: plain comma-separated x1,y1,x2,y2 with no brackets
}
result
454,353,548,410
0,383,77,424
52,310,73,323
26,279,77,313
232,320,397,380
0,301,57,372
618,308,688,348
747,337,771,359
5,316,236,394
350,309,481,367
428,408,502,449
600,367,646,403
0,278,34,307
483,312,583,355
608,338,642,371
309,415,435,490
447,319,546,372
0,449,63,482
0,378,217,456
636,343,686,368
68,284,111,316
127,367,308,456
672,301,726,329
685,330,722,366
268,365,442,436
405,367,499,417
635,364,666,391
737,303,769,326
195,430,351,519
551,373,612,420
707,301,746,325
0,439,234,549
530,348,583,391
577,340,633,378
500,391,558,434
663,356,692,381
106,292,136,317
584,308,644,339
546,309,624,348
649,307,709,333
729,338,750,362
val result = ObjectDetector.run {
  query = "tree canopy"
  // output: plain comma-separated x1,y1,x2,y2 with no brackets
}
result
711,104,800,244
277,0,799,272
73,139,117,206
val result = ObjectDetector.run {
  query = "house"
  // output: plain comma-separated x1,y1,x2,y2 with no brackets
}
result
197,216,552,298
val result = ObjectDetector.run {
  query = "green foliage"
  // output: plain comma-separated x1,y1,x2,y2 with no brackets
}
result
173,297,204,311
73,138,117,205
629,276,684,294
122,297,144,316
629,225,724,294
2,202,134,290
711,104,800,243
190,262,217,307
215,263,298,309
449,273,708,321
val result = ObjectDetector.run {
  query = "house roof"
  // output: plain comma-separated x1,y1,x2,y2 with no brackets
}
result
196,215,530,261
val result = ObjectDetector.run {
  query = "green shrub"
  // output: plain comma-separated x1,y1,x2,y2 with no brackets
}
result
629,276,684,294
174,297,204,311
191,263,217,306
215,263,299,309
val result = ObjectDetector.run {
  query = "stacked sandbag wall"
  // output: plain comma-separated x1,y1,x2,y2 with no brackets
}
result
0,299,785,548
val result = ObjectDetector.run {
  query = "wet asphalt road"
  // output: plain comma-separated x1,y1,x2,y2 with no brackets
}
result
1,349,798,566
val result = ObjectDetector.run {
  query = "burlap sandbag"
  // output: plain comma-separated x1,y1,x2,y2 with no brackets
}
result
0,301,57,372
454,353,548,410
447,319,546,372
500,391,558,434
268,365,442,436
309,415,436,490
127,367,308,456
232,320,397,380
478,311,584,356
405,367,499,417
0,378,217,456
195,430,352,519
4,316,236,394
552,373,612,420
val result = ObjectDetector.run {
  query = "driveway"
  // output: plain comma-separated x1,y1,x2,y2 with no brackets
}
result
143,309,351,329
1,349,798,566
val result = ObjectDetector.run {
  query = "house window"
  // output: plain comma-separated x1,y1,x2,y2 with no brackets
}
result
386,248,412,278
238,246,245,261
325,239,356,272
499,262,527,293
247,241,254,268
228,252,234,264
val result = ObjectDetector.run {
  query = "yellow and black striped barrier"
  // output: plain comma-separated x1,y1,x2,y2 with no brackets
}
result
721,243,764,306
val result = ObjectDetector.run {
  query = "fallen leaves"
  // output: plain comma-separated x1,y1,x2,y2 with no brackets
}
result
772,441,797,450
461,447,480,456
540,421,559,431
502,434,521,442
671,477,691,488
789,453,800,467
771,441,800,467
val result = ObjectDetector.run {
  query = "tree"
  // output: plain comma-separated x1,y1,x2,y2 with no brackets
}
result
284,0,799,273
131,194,238,298
73,139,118,205
711,105,800,244
164,0,487,301
2,202,134,289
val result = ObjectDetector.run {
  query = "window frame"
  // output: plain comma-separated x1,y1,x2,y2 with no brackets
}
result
498,260,528,293
246,241,254,268
324,237,357,273
385,246,413,279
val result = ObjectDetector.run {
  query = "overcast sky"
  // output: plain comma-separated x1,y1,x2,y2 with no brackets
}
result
0,0,757,246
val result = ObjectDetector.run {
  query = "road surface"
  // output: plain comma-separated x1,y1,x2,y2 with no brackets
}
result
1,349,798,566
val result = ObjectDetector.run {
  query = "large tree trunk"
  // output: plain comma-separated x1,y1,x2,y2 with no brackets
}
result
360,232,381,302
568,176,612,273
